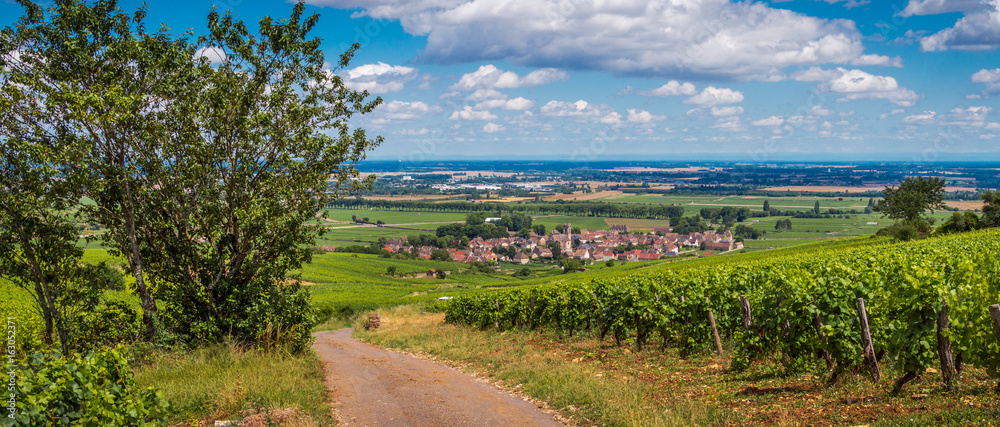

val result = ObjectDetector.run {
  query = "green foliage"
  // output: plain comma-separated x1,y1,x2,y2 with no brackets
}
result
446,229,1000,391
981,190,1000,228
874,176,946,226
7,348,170,426
935,211,981,235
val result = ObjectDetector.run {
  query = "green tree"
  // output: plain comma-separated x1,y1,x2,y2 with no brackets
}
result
763,199,770,213
547,240,562,258
2,1,382,350
874,176,946,228
813,201,821,215
981,190,1000,228
532,224,546,235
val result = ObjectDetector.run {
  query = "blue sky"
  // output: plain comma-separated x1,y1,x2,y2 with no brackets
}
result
3,0,1000,162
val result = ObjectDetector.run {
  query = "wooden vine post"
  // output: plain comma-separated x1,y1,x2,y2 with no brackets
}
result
856,298,881,383
739,294,752,330
936,299,957,390
990,304,1000,346
494,300,500,330
706,297,723,355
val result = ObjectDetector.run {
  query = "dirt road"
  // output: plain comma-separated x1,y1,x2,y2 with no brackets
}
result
313,329,564,426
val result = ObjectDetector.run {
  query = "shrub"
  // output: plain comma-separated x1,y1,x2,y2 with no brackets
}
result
11,348,170,426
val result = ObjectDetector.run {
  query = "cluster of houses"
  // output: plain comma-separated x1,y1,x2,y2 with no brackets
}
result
380,223,743,265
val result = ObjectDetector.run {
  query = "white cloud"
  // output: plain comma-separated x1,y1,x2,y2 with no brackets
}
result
684,87,744,108
465,89,506,101
897,0,988,17
473,96,536,111
753,116,785,126
194,46,227,64
641,81,697,97
626,109,665,123
503,97,536,111
920,0,1000,51
809,68,921,106
308,0,865,80
340,62,418,94
711,106,744,117
401,128,431,136
369,100,439,124
850,54,904,67
540,100,621,124
450,106,498,120
879,109,906,119
972,68,1000,96
810,106,833,116
451,64,568,91
972,68,1000,83
792,66,845,82
483,122,506,133
712,117,745,132
903,111,937,124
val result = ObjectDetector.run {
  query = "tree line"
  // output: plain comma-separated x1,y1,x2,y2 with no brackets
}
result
327,198,686,218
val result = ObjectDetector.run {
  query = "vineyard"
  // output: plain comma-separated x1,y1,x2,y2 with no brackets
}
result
445,229,1000,394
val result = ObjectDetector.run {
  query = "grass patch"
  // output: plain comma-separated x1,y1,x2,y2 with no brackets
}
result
133,345,333,426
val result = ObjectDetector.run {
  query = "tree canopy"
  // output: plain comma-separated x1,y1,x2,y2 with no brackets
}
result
873,176,946,226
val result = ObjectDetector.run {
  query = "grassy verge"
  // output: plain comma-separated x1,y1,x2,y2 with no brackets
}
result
133,345,333,426
353,304,1000,427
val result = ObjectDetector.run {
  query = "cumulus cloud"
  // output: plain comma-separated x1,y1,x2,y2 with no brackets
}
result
369,100,439,124
920,0,1000,51
972,68,1000,96
798,67,921,106
711,106,744,117
341,62,418,94
641,81,697,97
897,0,988,17
451,64,568,91
626,109,665,123
450,106,498,120
541,100,621,124
792,66,845,82
753,116,785,126
810,105,833,116
483,122,506,133
194,46,227,64
903,111,937,124
684,87,744,108
306,0,865,80
900,106,992,127
879,109,906,119
473,96,536,111
850,54,904,67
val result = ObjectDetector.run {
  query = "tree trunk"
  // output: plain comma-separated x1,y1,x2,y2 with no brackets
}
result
122,173,159,343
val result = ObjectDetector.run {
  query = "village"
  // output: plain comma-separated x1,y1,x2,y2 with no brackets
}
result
379,223,745,265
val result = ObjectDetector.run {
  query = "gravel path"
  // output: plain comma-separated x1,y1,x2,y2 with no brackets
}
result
312,329,564,426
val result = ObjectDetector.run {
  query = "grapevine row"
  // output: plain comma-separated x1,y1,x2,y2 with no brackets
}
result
444,229,1000,391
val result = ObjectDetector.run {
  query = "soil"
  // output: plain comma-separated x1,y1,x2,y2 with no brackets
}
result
312,329,564,426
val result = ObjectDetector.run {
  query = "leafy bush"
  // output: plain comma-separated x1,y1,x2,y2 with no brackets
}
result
7,348,170,426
